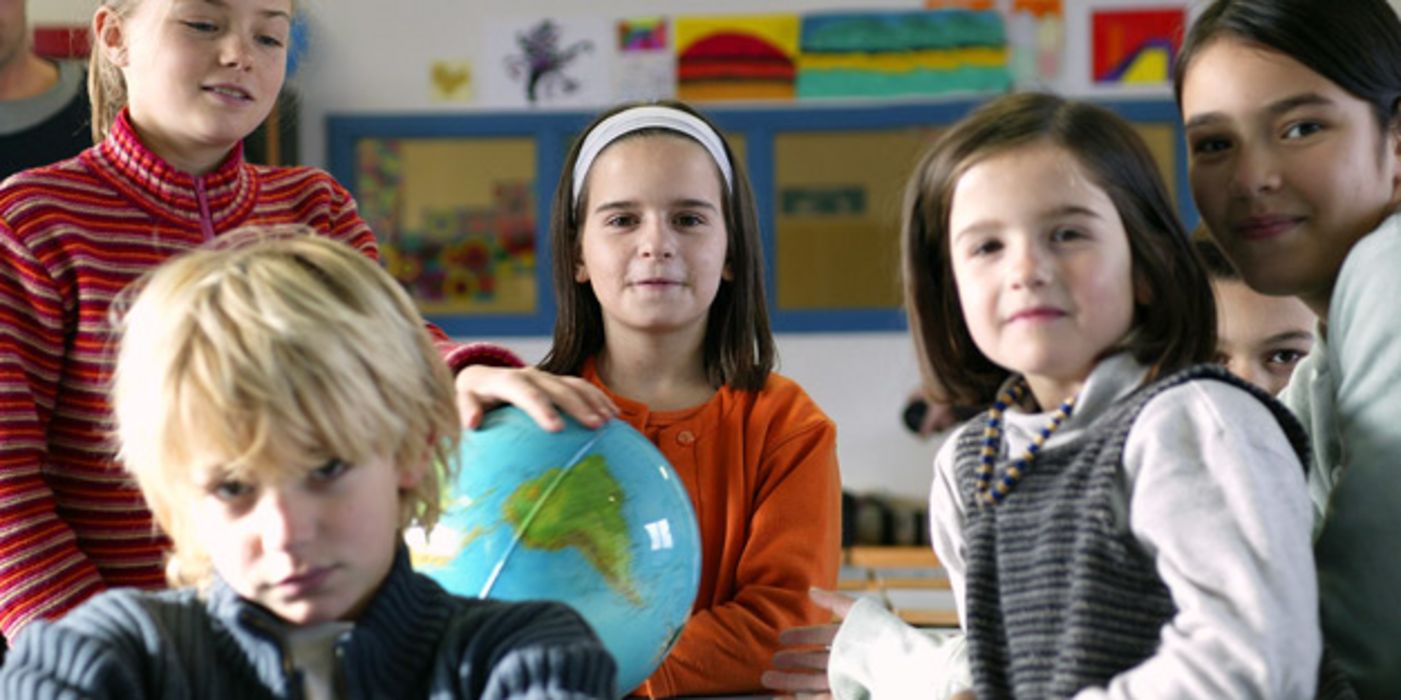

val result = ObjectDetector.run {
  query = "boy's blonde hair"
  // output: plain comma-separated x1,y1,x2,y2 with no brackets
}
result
111,227,458,587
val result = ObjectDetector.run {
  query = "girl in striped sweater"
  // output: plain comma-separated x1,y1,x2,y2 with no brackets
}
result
0,0,613,644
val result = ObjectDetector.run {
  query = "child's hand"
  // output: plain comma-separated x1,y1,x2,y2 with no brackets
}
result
454,366,618,432
760,588,857,698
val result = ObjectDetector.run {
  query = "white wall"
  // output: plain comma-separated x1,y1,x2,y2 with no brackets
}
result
26,0,1318,500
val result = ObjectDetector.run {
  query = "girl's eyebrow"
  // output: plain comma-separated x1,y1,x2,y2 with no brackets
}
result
1185,92,1334,131
189,0,293,21
592,198,719,214
952,204,1101,242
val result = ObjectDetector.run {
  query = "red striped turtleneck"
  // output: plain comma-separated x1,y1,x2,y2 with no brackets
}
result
0,110,518,640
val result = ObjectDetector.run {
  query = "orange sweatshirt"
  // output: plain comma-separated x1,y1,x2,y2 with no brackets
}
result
583,360,842,696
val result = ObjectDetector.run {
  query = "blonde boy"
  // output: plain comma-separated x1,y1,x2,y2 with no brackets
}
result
0,230,615,699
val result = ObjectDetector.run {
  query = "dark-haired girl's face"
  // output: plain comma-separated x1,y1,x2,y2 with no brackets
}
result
574,135,731,344
947,142,1136,410
1183,37,1401,316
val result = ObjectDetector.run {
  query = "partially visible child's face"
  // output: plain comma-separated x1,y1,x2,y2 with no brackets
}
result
190,450,419,625
98,0,291,172
948,142,1137,407
1213,277,1316,395
574,134,731,343
1182,37,1401,313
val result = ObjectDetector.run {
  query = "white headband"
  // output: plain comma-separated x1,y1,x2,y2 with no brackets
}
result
571,105,734,206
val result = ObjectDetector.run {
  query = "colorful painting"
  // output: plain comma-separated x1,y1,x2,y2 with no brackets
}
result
674,15,800,101
619,17,668,51
1007,0,1063,86
481,17,611,107
355,138,538,315
923,0,995,8
1091,7,1188,85
615,17,676,101
797,10,1010,99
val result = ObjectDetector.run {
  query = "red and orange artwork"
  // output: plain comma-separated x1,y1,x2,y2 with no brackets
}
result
675,15,799,101
1091,7,1187,85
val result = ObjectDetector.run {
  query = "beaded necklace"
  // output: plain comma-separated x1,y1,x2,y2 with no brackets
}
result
976,380,1079,507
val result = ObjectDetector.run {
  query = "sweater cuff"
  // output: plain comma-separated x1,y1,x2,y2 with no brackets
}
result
440,341,525,374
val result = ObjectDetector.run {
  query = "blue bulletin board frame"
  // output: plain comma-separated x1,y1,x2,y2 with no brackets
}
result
327,98,1191,337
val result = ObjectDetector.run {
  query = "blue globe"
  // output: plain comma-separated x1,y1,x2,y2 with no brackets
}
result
408,407,702,692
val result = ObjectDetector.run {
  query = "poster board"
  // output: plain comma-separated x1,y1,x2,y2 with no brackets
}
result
328,99,1188,335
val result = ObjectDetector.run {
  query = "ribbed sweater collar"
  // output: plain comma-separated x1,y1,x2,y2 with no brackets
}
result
86,109,258,232
206,545,451,694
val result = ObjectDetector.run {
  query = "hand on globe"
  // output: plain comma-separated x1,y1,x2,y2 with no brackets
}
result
454,365,618,431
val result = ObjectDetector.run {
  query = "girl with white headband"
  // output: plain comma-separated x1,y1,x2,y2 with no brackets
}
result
537,100,842,696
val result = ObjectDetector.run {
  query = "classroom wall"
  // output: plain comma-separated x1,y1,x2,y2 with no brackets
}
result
24,0,1321,500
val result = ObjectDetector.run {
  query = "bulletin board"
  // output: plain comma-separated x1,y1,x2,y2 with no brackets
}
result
327,98,1189,336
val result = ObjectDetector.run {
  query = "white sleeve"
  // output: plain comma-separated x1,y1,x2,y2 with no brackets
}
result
928,429,969,627
1073,380,1319,700
829,597,971,700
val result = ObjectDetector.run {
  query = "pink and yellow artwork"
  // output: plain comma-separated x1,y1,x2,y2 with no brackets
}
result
1091,7,1187,85
675,15,799,101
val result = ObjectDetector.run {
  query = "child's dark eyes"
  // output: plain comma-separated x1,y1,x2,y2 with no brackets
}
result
1282,121,1324,140
673,212,706,228
1265,348,1307,367
310,458,350,483
1049,227,1083,243
181,20,219,33
603,213,638,228
1190,135,1232,156
212,479,252,501
257,34,286,49
969,239,1002,257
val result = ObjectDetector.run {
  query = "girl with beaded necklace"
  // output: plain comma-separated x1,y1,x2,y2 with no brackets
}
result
767,92,1321,699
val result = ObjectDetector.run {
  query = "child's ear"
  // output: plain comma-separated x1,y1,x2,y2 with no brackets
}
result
722,260,734,282
1388,105,1401,198
397,459,426,490
93,6,131,67
574,261,590,284
1133,269,1153,306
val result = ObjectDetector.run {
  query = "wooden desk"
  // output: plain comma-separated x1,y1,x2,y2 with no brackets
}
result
838,546,958,628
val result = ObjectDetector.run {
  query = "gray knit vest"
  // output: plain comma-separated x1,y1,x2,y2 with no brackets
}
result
954,364,1310,700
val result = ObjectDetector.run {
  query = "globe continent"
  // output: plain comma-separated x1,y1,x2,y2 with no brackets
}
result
409,407,702,693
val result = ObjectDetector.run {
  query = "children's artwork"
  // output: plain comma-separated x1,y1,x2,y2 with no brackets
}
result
1007,0,1064,87
619,17,668,51
615,17,676,102
430,61,473,103
481,17,611,107
923,0,995,8
674,15,800,101
1091,7,1188,85
354,137,538,315
797,10,1011,99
